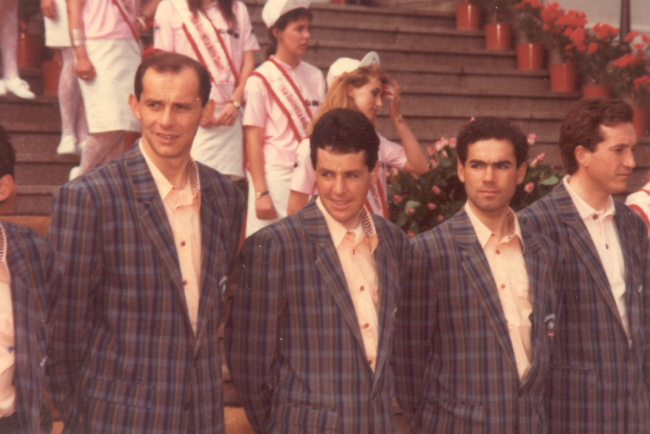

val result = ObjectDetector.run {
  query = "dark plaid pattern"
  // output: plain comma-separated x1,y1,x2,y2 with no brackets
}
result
394,208,563,434
46,144,244,434
518,183,650,434
226,201,409,434
2,222,60,434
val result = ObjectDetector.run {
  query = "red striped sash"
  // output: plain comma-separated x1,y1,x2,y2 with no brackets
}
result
250,71,303,144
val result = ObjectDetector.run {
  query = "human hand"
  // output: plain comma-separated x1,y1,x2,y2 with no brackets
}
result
75,55,96,81
255,194,278,220
41,0,57,19
211,103,239,127
384,78,402,121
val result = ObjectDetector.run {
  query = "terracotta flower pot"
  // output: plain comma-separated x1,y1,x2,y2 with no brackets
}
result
456,3,481,30
41,59,62,97
17,32,42,69
516,42,545,71
581,84,612,98
330,0,346,4
484,22,512,50
633,106,649,137
549,63,577,92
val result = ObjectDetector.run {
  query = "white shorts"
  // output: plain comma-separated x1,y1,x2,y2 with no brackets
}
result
191,105,244,179
245,164,292,237
78,38,141,133
44,0,71,47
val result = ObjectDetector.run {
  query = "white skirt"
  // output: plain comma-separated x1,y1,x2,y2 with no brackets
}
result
44,0,71,47
78,38,141,133
191,105,244,179
245,164,293,237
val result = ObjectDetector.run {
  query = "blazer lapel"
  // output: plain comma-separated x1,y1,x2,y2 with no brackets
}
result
614,205,643,346
194,167,226,341
553,185,623,328
453,210,519,377
303,204,368,360
372,230,398,385
124,146,193,334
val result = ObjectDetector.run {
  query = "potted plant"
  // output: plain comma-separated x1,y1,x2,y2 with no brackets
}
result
540,3,587,92
513,0,546,70
386,133,562,236
474,0,514,50
456,0,481,31
571,23,624,98
609,32,650,135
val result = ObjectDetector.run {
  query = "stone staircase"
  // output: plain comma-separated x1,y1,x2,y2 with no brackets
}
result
2,0,649,218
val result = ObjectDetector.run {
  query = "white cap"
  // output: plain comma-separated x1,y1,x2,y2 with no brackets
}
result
326,51,380,87
262,0,311,28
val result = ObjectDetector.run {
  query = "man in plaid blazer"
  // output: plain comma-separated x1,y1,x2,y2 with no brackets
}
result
226,109,410,434
394,117,563,434
518,98,650,433
46,53,244,433
0,128,60,433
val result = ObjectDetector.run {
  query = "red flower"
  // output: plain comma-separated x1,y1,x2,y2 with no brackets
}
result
406,207,415,215
407,230,415,238
634,76,650,92
642,34,650,44
393,195,403,204
587,42,598,53
613,53,638,68
524,182,535,194
625,31,640,43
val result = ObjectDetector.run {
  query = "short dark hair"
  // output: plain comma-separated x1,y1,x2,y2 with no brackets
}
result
0,125,16,179
560,98,634,174
310,108,379,171
266,8,312,58
134,52,211,106
456,117,528,167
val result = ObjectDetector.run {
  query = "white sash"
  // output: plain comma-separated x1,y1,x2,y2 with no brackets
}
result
171,0,235,100
364,178,389,219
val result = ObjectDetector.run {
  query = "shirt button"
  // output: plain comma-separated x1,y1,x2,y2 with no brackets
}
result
496,250,500,255
501,284,506,289
360,286,365,292
183,280,188,286
368,359,373,365
593,215,598,220
180,241,186,247
364,323,369,329
352,250,356,255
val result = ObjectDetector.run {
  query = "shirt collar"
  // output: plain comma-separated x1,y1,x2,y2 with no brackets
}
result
0,223,5,265
563,175,615,220
140,142,201,205
316,197,378,253
271,55,301,72
465,202,523,251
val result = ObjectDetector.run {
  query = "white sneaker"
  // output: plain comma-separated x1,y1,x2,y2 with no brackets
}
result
0,81,6,96
57,136,78,154
4,78,35,99
77,138,88,154
69,166,81,180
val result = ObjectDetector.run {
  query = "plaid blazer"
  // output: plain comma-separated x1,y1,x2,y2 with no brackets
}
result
46,145,244,434
4,222,60,433
518,183,650,434
226,201,410,434
394,208,562,434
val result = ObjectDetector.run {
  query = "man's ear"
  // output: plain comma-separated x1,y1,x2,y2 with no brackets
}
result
200,99,216,128
128,93,141,121
516,162,527,184
0,174,14,202
457,157,465,183
574,145,590,169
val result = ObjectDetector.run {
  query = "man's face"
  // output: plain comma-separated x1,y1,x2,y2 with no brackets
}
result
576,122,636,196
129,67,214,163
458,138,526,219
314,147,378,229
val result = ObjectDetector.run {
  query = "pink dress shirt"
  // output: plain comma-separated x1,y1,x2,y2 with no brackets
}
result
465,204,533,380
141,145,202,334
153,0,260,104
316,198,380,372
0,224,16,417
83,0,141,39
242,56,326,168
564,176,630,342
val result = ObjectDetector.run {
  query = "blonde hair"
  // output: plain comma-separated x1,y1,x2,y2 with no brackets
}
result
309,64,389,134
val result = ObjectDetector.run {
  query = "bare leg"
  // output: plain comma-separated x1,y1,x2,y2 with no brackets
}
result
57,47,86,153
0,0,19,81
78,130,124,175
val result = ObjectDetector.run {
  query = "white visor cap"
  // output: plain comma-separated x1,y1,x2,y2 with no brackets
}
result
326,51,380,88
262,0,311,28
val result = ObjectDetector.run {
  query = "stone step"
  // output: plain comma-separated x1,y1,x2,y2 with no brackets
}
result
7,131,62,154
14,153,78,186
251,20,484,50
13,186,57,217
254,39,518,70
0,94,60,124
243,0,456,29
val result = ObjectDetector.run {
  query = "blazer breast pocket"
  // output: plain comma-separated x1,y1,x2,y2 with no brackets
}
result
272,402,339,434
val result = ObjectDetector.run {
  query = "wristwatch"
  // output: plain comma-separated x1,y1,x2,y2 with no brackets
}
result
255,190,269,199
229,100,241,109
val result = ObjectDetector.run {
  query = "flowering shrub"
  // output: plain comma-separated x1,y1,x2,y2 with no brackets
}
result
387,135,563,236
538,2,587,63
609,32,650,102
569,23,625,84
513,0,545,43
473,0,515,22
